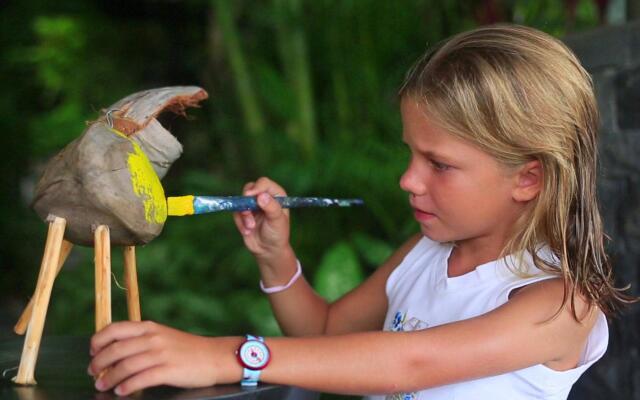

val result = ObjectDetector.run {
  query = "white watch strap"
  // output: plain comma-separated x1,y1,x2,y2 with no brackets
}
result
240,335,265,387
241,368,261,387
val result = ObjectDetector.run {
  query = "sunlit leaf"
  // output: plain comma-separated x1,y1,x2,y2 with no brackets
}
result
351,233,394,267
313,242,364,302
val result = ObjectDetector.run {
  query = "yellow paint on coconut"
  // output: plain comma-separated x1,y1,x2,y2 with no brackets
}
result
110,129,167,224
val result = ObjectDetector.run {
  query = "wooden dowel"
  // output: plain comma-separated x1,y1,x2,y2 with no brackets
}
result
14,217,66,385
123,246,141,321
14,240,73,335
94,225,112,332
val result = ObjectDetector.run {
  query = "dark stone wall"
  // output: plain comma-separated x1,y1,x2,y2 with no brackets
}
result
564,22,640,400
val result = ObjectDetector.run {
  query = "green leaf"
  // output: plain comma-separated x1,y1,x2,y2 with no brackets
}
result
313,242,364,302
227,290,282,336
246,296,282,337
30,101,86,155
31,16,86,93
351,233,393,267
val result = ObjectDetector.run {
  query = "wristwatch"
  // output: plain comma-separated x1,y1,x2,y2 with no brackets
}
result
236,335,271,386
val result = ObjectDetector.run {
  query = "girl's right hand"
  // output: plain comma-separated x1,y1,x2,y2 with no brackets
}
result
233,177,291,262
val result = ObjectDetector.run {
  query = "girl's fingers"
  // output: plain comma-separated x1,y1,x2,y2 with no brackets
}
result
242,182,255,194
95,350,160,392
90,321,151,356
256,193,285,221
245,177,287,197
244,178,266,196
90,334,153,376
242,178,289,219
113,365,169,396
241,211,256,229
232,212,249,236
232,210,256,235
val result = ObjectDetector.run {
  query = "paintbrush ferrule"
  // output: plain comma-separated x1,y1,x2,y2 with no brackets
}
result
167,195,195,216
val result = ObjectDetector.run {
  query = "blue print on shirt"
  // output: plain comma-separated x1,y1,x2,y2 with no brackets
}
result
390,311,429,332
391,311,405,331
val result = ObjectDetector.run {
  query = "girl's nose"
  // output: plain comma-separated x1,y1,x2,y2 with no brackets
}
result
399,162,427,195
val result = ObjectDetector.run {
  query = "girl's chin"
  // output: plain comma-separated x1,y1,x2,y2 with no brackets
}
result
419,225,453,244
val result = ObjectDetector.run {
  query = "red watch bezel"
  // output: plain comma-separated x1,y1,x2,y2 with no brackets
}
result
236,338,271,371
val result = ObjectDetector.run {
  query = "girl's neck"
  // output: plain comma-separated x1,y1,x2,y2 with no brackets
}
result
447,237,507,278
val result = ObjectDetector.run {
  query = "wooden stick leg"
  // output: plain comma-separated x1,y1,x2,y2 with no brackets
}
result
14,217,67,385
94,225,112,332
14,240,73,335
123,246,141,321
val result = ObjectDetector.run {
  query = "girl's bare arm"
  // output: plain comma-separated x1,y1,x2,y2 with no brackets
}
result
258,278,599,395
234,176,422,336
90,277,598,396
253,233,421,336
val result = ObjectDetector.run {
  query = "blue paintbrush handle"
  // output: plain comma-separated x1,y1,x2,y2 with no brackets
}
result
193,196,364,214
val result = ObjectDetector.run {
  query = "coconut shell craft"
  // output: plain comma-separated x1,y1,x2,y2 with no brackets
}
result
32,86,207,246
12,86,208,385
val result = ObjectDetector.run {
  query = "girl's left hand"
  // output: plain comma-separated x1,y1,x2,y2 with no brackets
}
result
88,321,242,396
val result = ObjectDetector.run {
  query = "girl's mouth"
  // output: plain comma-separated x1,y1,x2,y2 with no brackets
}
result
413,208,436,222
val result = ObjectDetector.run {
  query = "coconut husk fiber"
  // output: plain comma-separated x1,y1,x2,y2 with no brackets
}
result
31,86,208,246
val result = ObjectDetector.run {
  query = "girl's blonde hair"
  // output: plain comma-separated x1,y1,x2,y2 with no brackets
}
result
399,23,634,318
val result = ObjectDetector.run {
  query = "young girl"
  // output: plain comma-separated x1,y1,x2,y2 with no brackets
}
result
88,24,632,399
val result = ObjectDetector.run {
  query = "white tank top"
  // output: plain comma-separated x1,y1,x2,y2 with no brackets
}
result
367,237,608,400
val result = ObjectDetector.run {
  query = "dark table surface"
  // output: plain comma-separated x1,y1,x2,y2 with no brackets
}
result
0,336,318,400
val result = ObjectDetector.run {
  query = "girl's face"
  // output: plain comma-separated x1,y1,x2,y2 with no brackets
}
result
399,98,525,248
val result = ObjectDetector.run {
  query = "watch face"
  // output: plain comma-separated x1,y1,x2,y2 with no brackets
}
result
239,340,270,370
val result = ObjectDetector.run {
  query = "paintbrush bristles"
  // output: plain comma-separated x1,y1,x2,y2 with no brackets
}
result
167,195,195,216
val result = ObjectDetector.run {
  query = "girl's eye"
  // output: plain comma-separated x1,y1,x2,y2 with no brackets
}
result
431,160,450,171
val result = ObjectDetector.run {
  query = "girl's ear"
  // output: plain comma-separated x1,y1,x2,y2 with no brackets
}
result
512,160,542,202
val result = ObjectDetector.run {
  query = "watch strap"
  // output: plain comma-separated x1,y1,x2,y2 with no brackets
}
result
241,368,262,387
240,335,266,387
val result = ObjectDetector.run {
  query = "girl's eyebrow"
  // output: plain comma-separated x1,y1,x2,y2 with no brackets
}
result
410,149,454,162
401,135,456,163
421,150,456,164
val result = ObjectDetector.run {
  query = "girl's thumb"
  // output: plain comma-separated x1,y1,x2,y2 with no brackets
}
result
257,193,283,220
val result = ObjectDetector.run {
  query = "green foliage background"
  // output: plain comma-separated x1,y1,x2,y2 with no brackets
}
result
0,0,598,397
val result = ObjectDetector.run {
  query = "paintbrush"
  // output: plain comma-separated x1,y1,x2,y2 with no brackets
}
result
167,195,364,216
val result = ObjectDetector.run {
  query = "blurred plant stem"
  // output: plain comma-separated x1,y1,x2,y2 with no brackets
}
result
274,0,318,160
214,0,269,169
